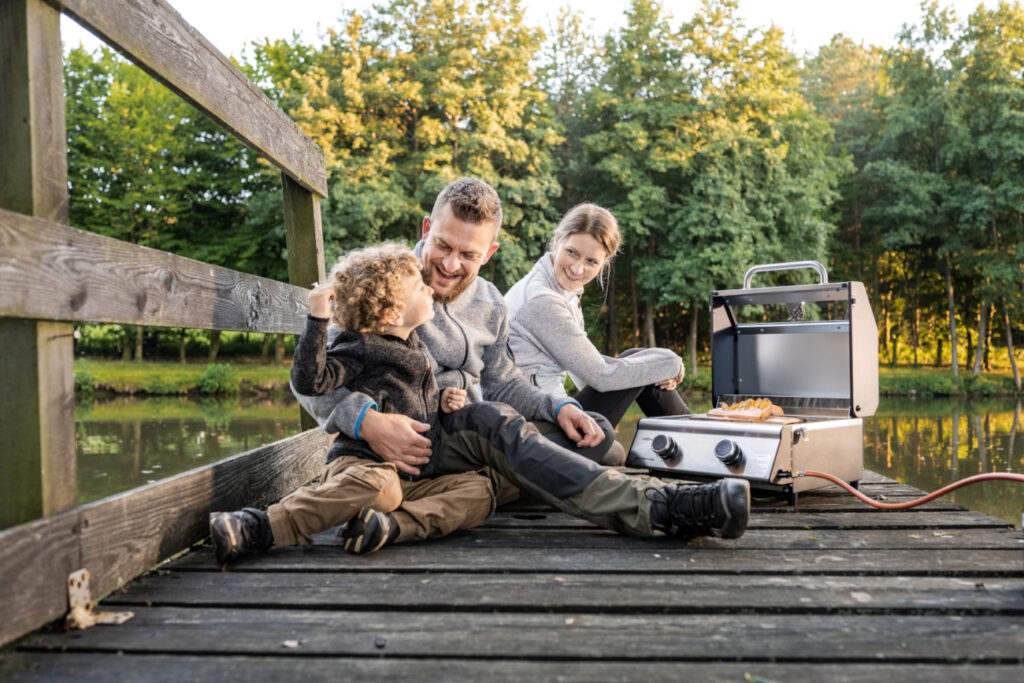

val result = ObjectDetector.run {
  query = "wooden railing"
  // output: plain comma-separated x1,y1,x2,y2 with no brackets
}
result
0,0,332,646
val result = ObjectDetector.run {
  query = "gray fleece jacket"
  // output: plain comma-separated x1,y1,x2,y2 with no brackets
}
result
294,241,566,438
504,254,683,397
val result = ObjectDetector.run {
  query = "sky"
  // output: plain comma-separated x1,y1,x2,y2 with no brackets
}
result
60,1,996,59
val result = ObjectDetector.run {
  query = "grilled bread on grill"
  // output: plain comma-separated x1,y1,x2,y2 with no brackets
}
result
707,398,784,421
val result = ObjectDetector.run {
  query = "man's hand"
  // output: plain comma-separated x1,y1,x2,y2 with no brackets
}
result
556,403,605,448
655,362,686,391
440,387,467,414
358,409,432,476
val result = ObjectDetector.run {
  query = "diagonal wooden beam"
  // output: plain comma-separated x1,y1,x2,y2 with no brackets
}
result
47,0,328,197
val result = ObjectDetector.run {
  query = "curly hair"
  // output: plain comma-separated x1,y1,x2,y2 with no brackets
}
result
326,243,422,333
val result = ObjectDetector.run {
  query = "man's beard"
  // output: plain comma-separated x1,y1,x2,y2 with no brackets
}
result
424,263,475,304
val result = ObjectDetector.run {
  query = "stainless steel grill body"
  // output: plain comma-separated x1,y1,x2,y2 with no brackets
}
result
627,261,878,502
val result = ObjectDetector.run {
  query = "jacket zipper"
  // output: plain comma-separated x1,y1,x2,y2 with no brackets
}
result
443,303,470,389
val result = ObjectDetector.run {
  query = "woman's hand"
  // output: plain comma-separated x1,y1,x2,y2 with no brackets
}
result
441,387,467,414
308,282,336,319
656,363,685,391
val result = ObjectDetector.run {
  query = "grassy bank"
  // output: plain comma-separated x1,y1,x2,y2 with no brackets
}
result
73,358,1021,397
74,359,291,398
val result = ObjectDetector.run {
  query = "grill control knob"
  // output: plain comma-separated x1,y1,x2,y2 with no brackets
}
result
714,439,743,467
652,434,680,462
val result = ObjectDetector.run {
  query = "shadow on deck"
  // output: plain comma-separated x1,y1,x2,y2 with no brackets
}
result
3,471,1023,681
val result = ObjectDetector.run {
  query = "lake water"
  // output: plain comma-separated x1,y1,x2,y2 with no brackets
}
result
76,395,1023,528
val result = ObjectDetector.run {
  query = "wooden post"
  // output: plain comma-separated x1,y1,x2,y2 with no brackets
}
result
0,0,77,527
282,172,326,431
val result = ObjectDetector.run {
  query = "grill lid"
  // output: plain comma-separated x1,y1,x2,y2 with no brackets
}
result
710,261,878,418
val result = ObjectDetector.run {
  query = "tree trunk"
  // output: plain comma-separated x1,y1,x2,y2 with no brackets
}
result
628,250,639,347
134,325,143,361
913,303,920,367
178,329,186,363
261,333,272,364
944,254,958,376
606,276,618,354
881,295,890,354
965,328,973,370
689,305,699,377
973,303,987,375
936,337,943,367
121,326,132,360
208,330,221,363
1003,297,1021,391
984,303,992,371
274,333,286,364
643,301,655,349
889,320,898,366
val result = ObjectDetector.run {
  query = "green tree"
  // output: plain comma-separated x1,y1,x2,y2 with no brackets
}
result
860,2,963,371
948,1,1024,387
582,0,843,369
259,0,561,291
64,47,287,361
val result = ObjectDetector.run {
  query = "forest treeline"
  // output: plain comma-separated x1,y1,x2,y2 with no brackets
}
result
63,0,1023,387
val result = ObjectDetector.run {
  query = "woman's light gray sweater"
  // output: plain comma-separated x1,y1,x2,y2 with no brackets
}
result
504,254,683,397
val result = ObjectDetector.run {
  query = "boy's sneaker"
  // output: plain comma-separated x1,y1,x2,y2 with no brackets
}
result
209,507,273,567
340,508,399,555
649,478,750,539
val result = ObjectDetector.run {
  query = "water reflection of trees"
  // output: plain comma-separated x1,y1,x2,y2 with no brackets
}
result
865,400,1023,527
76,398,302,504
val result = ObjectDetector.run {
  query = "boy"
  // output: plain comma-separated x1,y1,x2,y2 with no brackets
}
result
210,243,496,566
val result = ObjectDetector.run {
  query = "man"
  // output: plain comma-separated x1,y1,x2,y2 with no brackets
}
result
295,178,749,540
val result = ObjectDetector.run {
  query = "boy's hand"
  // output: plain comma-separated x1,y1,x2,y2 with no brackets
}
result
440,387,467,414
556,403,604,448
308,282,335,319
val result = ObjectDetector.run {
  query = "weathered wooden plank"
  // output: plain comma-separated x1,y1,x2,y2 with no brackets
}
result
170,544,1024,575
0,429,330,647
0,0,77,528
0,510,80,651
384,507,1013,533
78,429,330,596
260,524,1024,551
21,608,1024,661
104,571,1024,613
4,654,1019,683
45,0,327,196
481,524,1020,551
0,209,310,332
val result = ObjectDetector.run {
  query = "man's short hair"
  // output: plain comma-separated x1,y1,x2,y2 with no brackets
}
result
430,178,503,235
326,243,420,333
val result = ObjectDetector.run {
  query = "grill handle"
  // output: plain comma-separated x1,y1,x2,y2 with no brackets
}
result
743,261,828,289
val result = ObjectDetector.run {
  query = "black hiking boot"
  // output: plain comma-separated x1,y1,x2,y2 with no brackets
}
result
649,478,750,539
340,507,399,555
209,507,273,567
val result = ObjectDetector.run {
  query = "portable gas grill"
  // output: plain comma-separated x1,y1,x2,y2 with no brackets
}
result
626,261,879,504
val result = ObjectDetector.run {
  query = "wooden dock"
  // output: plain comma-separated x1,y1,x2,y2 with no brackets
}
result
3,471,1022,681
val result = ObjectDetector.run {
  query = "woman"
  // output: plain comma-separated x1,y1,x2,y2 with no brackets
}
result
505,203,689,430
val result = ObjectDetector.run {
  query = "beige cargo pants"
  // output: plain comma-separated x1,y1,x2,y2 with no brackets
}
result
267,455,496,547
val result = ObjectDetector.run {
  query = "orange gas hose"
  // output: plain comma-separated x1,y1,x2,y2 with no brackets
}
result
799,470,1024,510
